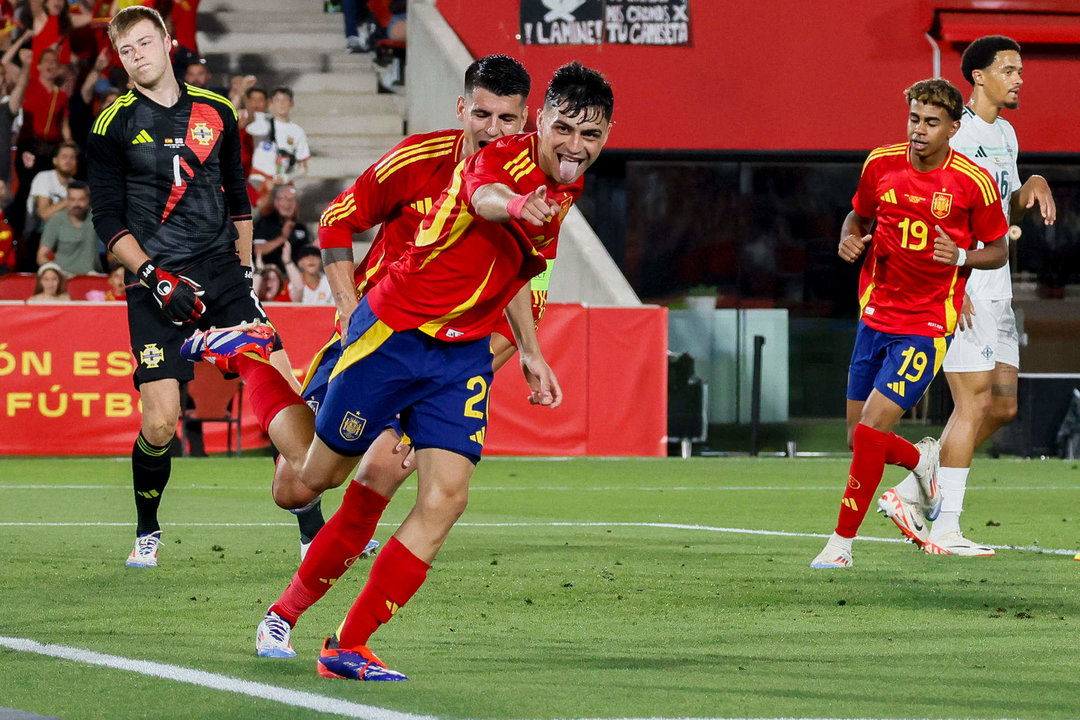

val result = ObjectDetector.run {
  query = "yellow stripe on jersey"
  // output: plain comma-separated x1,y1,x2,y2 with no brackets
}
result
415,165,468,248
355,247,386,296
186,84,237,119
299,333,341,394
329,319,395,382
92,92,136,135
858,280,875,314
320,195,357,227
504,149,534,180
950,155,999,206
861,143,907,172
418,257,499,337
377,146,457,184
418,207,474,270
942,266,961,333
374,136,457,183
932,336,948,376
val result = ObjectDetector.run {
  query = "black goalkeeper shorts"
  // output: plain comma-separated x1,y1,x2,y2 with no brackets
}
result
126,253,284,388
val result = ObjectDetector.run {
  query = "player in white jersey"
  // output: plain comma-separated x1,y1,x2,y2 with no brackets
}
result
881,35,1056,556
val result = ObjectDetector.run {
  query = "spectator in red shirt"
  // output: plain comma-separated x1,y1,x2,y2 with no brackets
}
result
29,0,92,67
20,47,72,149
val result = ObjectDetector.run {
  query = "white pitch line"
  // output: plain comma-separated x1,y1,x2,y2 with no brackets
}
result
0,636,1015,720
1,484,1078,492
0,635,1022,720
0,520,1074,556
0,635,436,720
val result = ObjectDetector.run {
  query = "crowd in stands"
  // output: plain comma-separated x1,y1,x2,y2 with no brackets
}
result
0,0,337,306
329,0,406,92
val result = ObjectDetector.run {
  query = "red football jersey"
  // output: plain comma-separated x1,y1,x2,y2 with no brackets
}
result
852,143,1008,337
320,129,466,295
366,132,581,342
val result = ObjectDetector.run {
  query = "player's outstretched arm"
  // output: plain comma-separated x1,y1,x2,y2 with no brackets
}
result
1012,175,1056,226
838,211,872,263
473,183,561,227
932,225,1008,270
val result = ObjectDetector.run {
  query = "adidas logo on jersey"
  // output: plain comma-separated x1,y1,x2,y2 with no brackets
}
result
131,129,154,145
880,189,897,203
974,146,987,157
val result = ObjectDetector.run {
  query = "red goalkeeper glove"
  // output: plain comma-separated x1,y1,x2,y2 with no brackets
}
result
137,260,205,326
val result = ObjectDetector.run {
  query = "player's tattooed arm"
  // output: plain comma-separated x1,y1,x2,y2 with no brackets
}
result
838,211,872,263
322,247,358,343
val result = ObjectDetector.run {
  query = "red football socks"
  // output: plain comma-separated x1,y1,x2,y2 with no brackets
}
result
337,536,429,648
835,423,888,539
270,482,391,626
884,432,920,470
235,353,305,431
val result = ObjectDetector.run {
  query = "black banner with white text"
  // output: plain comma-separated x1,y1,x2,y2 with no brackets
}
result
520,0,691,46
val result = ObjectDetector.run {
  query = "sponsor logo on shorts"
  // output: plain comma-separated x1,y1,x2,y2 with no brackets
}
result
140,343,165,369
339,411,367,441
982,345,994,360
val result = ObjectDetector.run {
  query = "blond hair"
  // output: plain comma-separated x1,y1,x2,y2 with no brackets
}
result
107,6,169,47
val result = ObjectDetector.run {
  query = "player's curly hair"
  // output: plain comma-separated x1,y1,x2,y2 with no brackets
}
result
904,78,963,121
107,5,168,46
961,35,1021,85
465,55,531,101
545,62,614,123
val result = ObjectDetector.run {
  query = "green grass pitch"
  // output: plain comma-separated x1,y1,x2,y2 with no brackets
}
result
0,455,1077,719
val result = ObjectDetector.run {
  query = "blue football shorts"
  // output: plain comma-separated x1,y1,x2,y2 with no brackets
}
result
313,297,493,463
846,321,950,411
301,328,405,440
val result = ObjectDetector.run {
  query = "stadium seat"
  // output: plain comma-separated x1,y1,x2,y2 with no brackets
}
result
180,363,244,457
0,272,37,300
67,274,111,300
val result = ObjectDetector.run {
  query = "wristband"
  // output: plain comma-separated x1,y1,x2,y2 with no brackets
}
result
955,248,967,267
137,260,156,287
506,194,529,220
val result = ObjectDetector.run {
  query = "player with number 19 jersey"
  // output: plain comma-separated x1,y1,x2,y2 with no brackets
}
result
854,143,1008,337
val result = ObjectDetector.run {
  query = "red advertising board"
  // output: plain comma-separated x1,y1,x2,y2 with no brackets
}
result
0,302,666,457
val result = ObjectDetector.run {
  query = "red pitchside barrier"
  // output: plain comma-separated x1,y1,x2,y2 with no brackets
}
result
0,302,667,457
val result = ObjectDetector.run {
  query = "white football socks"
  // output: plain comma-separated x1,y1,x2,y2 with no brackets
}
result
894,472,920,504
929,466,970,539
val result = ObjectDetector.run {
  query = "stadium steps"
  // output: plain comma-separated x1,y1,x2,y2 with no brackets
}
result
199,0,407,218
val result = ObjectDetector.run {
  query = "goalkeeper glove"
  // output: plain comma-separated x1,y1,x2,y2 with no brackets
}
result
137,260,205,326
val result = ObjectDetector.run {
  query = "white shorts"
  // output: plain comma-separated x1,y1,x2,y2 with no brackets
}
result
942,297,1020,373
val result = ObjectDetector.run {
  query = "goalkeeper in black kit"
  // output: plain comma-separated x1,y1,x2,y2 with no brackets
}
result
87,6,293,568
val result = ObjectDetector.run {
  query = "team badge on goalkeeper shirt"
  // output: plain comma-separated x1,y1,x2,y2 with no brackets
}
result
339,412,367,441
931,191,953,219
140,343,164,369
190,122,214,146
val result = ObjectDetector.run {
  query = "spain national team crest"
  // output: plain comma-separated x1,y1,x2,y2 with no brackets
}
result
339,411,367,441
140,343,164,369
190,122,215,146
931,191,953,219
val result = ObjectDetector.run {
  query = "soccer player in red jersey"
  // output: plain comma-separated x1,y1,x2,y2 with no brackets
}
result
811,78,1009,569
248,55,533,658
184,62,614,678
